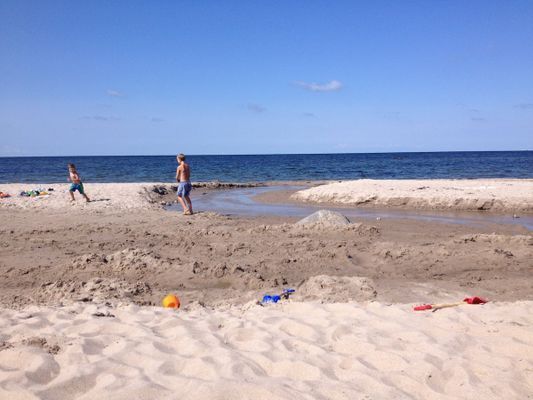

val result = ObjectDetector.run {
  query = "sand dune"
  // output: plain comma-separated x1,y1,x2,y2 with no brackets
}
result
292,179,533,212
1,301,532,399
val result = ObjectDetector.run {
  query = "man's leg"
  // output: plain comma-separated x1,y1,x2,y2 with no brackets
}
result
184,195,193,214
69,190,75,202
177,195,188,213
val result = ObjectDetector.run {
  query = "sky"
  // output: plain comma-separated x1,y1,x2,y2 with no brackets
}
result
1,0,532,156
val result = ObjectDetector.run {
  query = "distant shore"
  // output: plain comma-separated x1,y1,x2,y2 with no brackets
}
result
1,178,532,213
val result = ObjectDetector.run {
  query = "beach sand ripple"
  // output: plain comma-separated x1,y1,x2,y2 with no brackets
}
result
1,301,532,399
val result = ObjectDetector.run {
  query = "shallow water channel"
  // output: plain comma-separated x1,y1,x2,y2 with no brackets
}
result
168,186,533,231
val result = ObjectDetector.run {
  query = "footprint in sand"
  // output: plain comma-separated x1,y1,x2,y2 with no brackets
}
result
8,350,60,385
250,355,322,381
278,320,319,341
223,327,272,352
36,373,100,399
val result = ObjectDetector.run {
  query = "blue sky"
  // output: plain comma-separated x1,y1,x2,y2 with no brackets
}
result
1,0,532,156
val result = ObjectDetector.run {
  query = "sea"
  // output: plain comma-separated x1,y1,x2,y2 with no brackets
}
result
0,151,532,183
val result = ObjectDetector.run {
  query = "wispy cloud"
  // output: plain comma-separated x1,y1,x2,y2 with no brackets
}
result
383,111,401,120
467,108,485,121
294,80,342,92
514,103,533,110
302,112,315,117
247,103,266,113
106,89,124,97
81,115,120,122
151,117,165,123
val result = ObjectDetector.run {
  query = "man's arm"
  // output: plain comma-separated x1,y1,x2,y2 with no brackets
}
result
176,166,181,182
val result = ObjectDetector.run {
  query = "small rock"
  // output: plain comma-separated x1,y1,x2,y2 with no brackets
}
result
92,311,115,318
296,210,350,227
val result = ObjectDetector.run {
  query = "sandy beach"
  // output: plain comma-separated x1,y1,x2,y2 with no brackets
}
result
1,179,532,399
292,179,533,212
2,301,532,399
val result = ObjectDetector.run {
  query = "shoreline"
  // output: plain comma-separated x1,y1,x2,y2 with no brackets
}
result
1,178,532,214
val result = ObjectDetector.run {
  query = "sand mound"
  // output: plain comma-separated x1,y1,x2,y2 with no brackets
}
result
70,248,172,274
36,277,152,305
106,248,171,272
296,210,351,227
296,275,377,302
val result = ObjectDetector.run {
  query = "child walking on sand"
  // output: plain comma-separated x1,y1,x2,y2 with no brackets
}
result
68,163,90,203
176,154,193,215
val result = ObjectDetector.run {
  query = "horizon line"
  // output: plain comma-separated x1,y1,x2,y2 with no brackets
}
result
1,149,532,158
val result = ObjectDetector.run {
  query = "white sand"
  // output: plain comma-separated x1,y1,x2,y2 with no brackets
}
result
1,301,532,399
0,183,166,210
292,179,533,212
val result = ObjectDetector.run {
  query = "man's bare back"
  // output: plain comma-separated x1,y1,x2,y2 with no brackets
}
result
177,162,190,182
176,154,193,215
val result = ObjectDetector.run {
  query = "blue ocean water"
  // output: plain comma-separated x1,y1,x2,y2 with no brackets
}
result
0,151,531,183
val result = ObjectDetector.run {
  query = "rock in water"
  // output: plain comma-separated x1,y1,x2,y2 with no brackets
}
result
296,210,351,227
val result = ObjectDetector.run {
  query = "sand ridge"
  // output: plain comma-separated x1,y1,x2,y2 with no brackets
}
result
292,179,533,212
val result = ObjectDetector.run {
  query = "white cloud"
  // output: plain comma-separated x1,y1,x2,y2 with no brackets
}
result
294,80,343,92
106,89,124,97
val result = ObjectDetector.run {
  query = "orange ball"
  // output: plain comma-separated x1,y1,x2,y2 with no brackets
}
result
162,294,180,309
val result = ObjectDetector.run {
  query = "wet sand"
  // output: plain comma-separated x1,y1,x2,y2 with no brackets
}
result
1,183,531,306
1,180,532,306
